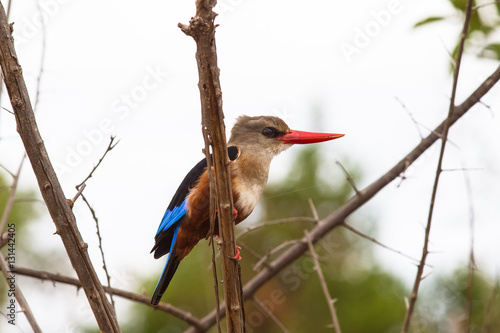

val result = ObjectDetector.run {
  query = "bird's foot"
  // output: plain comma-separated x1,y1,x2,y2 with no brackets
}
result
228,245,242,261
233,207,238,219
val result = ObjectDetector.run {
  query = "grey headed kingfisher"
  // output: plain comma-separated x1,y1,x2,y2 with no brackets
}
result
151,115,344,305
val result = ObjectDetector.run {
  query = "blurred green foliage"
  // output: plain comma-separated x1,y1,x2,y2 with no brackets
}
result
415,268,500,332
415,0,500,61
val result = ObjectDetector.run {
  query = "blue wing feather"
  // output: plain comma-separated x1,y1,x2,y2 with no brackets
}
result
151,225,181,305
156,200,187,235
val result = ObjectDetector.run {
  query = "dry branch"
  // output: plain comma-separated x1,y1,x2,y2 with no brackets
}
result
186,61,500,332
179,0,245,331
14,266,203,330
0,3,120,332
251,296,290,333
305,230,341,333
402,1,474,330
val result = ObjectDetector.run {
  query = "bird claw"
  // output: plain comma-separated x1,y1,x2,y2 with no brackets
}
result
228,245,242,261
233,207,238,219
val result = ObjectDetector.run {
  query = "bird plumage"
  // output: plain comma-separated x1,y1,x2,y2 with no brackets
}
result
151,115,343,305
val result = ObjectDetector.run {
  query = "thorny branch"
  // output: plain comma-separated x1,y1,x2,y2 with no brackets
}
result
14,266,204,330
81,193,116,310
0,3,120,331
72,136,119,310
305,230,341,333
75,136,119,190
180,0,245,331
402,1,474,331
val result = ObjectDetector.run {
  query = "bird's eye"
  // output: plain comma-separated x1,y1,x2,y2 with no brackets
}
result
261,127,282,139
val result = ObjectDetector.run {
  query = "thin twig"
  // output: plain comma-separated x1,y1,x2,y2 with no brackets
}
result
253,240,299,271
342,222,426,265
305,230,341,333
252,296,290,333
236,217,317,239
72,137,118,309
308,198,320,222
80,194,115,311
395,96,424,140
237,242,264,263
0,155,25,234
14,266,203,330
0,253,42,333
33,0,47,114
402,1,474,331
463,160,476,332
473,1,500,10
68,183,86,208
0,162,15,177
76,136,119,190
335,161,359,195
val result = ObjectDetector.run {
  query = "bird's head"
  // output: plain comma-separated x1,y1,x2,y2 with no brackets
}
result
228,115,344,159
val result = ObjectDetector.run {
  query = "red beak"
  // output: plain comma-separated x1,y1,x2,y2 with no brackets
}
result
278,130,345,144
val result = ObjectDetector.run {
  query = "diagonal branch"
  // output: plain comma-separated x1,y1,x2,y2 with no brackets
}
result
251,296,290,333
305,230,341,333
186,60,500,333
342,222,424,264
402,1,474,331
0,4,120,332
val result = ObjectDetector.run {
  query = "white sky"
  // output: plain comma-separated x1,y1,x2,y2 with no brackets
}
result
1,0,499,332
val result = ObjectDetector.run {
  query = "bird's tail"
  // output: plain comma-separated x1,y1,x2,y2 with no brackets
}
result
151,227,181,305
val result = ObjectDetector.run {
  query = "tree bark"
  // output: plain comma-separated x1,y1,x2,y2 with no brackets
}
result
0,3,120,332
179,0,246,332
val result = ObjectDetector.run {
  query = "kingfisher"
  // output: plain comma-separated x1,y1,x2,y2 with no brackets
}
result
151,115,344,305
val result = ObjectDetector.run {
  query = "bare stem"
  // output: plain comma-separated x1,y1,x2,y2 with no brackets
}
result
252,296,290,333
305,230,342,333
14,266,203,330
81,193,116,311
75,136,118,190
402,1,474,331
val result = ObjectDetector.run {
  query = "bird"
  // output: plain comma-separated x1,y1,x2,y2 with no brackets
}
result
150,115,344,305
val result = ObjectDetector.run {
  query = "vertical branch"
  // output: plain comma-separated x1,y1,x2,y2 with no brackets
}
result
463,162,476,332
0,4,120,332
401,0,474,331
179,0,246,331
